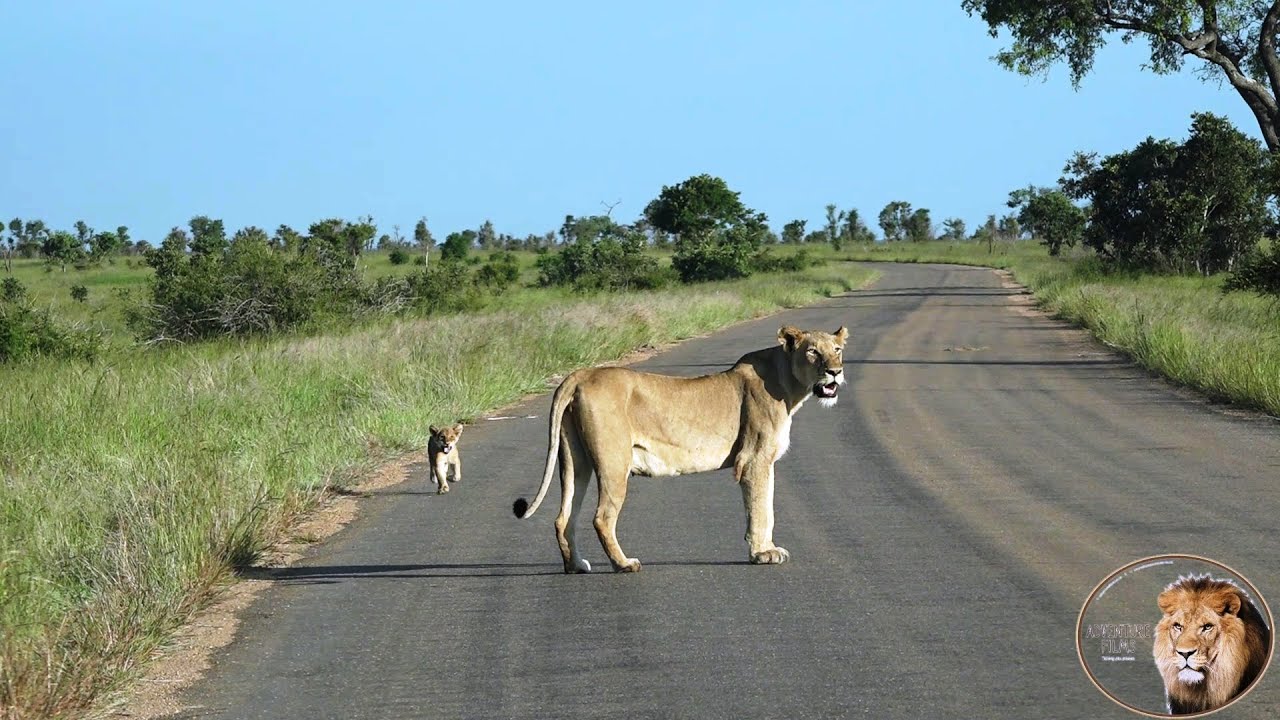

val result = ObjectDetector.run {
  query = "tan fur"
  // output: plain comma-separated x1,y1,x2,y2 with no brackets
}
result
513,325,849,573
1153,575,1271,715
427,424,463,495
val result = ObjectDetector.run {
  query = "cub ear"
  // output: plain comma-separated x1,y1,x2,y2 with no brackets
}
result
453,423,464,434
1212,588,1243,617
429,425,440,436
833,325,849,346
778,326,805,351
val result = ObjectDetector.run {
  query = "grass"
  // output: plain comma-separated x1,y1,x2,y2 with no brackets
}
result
843,240,1280,417
0,259,875,720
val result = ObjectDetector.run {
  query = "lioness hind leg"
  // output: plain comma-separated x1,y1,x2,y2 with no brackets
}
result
593,463,641,573
554,420,593,574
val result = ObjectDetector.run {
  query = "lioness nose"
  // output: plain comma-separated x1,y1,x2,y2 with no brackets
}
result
1178,649,1195,660
827,367,842,377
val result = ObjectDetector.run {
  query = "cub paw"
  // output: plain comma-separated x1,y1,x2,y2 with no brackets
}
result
750,547,790,565
437,485,450,495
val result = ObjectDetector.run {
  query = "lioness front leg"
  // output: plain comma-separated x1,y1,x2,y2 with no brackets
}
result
739,461,788,564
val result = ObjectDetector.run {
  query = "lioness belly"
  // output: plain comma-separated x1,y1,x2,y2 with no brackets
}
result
629,444,729,478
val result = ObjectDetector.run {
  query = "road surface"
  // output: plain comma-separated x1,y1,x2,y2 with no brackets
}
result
171,263,1280,719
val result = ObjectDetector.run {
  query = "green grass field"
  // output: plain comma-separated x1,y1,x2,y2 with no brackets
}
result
0,254,874,719
844,240,1280,417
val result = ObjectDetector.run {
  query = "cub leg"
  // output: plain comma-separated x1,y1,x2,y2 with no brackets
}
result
433,456,450,495
739,460,788,564
451,453,461,484
554,420,593,574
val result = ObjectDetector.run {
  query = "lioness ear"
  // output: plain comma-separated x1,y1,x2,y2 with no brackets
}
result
834,325,849,346
778,326,804,351
429,425,440,436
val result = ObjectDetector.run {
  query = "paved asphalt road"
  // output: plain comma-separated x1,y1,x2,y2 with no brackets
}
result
172,263,1280,719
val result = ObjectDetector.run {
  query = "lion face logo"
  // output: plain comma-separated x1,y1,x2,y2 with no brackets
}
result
1154,575,1271,715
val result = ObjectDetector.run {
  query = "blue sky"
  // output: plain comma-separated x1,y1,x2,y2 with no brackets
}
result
0,1,1261,243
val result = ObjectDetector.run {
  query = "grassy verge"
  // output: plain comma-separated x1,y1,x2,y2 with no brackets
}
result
0,261,875,720
844,241,1280,417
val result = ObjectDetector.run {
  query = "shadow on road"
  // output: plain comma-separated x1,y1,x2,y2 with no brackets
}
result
243,559,751,583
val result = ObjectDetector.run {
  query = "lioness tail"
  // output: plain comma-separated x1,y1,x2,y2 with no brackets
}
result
513,373,577,519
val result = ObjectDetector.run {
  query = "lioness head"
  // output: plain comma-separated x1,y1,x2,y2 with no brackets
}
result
429,423,463,454
779,325,848,407
1154,575,1268,713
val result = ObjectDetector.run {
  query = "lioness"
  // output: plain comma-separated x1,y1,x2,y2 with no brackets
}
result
427,424,463,495
513,325,848,573
1154,575,1271,715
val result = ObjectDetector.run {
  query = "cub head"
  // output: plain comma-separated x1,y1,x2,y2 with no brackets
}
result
1154,575,1259,711
779,325,849,408
429,423,463,454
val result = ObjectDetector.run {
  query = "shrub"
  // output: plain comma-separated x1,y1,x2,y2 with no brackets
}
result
1,277,25,302
475,251,520,292
413,254,427,266
70,284,89,303
751,249,822,273
388,248,410,265
130,224,355,341
0,299,101,362
364,260,484,315
1224,243,1280,299
537,237,671,291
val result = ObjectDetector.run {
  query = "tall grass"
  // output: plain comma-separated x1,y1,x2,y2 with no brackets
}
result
0,262,874,719
844,241,1280,416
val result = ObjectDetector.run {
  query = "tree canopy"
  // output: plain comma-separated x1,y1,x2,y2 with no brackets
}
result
963,0,1280,149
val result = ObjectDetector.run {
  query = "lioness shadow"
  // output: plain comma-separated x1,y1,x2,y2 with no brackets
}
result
244,560,750,584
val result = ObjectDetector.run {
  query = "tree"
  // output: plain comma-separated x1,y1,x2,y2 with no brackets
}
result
273,225,302,254
963,0,1280,151
997,214,1021,240
42,230,84,271
1061,112,1270,273
841,209,876,244
189,216,227,257
781,219,807,245
878,201,913,242
824,204,846,250
414,217,435,254
1007,187,1085,256
942,217,968,241
643,174,750,242
972,214,999,254
906,208,934,242
477,219,497,250
440,231,473,261
90,228,125,262
1,221,11,272
13,219,47,259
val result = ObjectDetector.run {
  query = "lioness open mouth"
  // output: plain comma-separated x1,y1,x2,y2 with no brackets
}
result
814,382,839,398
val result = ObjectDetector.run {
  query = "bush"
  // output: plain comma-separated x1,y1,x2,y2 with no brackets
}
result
475,251,520,292
750,249,822,273
537,237,672,291
70,284,89,303
1,277,25,302
364,260,484,315
1224,243,1280,299
413,254,427,266
388,248,410,265
0,299,101,362
130,225,355,341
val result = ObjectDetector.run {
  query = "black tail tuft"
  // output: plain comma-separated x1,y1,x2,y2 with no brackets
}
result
512,497,529,518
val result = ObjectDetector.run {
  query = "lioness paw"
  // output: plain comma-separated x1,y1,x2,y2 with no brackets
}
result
750,547,790,565
613,558,642,573
437,484,450,495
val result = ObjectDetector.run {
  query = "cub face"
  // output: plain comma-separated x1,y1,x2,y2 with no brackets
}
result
429,423,463,455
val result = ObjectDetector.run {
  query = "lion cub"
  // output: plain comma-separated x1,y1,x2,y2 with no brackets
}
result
427,424,464,494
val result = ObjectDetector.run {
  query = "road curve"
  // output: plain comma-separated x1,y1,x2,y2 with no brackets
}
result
170,263,1280,719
